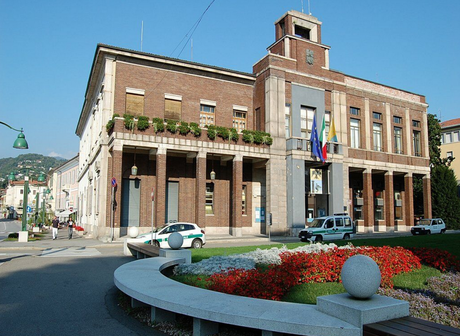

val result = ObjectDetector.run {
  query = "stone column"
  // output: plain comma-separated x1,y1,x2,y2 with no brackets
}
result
404,173,414,228
384,171,394,230
156,146,167,227
423,175,432,219
231,154,243,237
195,151,206,228
362,169,374,233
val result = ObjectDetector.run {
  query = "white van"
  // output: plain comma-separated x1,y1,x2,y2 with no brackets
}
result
298,214,355,242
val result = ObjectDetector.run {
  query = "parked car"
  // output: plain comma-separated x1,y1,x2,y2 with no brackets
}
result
411,218,446,235
133,222,206,248
298,214,355,242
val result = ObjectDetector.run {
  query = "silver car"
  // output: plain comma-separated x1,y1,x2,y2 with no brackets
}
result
411,218,446,235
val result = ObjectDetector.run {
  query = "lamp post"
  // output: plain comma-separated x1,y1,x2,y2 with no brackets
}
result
1,121,29,237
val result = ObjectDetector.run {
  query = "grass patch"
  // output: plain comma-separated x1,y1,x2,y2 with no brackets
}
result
170,274,208,289
283,282,346,304
392,265,442,290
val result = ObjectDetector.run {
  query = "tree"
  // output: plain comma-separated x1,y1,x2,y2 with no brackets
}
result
427,113,460,229
431,165,460,229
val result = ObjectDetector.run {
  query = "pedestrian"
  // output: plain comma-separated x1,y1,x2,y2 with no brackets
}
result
52,216,59,240
68,218,75,239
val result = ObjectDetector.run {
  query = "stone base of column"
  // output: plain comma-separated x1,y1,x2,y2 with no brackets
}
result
229,227,242,237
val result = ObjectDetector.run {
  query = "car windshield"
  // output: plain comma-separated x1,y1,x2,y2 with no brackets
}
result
308,218,326,228
141,225,168,235
417,219,431,226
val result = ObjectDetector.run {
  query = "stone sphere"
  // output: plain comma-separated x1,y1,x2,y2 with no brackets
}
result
128,226,139,238
341,255,381,299
168,232,183,250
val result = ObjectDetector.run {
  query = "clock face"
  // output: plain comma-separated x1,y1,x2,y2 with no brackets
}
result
306,49,314,65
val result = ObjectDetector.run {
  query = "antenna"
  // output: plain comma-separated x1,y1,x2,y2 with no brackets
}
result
191,38,193,61
301,0,304,13
141,21,144,51
308,0,312,15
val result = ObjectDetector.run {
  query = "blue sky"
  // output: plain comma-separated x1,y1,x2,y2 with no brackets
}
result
1,0,458,160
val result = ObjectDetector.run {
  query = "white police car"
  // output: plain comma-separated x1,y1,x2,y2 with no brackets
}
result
299,214,355,242
411,218,446,235
134,222,206,248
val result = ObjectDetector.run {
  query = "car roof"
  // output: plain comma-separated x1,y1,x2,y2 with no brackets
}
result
164,222,198,226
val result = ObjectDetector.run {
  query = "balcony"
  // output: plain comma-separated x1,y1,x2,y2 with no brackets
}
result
286,138,342,156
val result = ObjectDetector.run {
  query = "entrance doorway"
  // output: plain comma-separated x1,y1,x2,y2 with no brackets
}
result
166,181,179,223
121,179,141,228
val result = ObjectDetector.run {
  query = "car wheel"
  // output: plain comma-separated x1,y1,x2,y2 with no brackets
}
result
315,235,323,242
153,240,160,247
192,239,202,249
426,230,431,235
300,238,308,242
343,233,350,240
441,229,446,234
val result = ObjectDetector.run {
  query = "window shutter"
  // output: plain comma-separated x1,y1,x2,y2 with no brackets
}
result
165,99,182,120
126,93,144,116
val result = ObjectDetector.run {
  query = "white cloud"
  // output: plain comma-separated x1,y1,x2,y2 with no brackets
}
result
48,151,62,158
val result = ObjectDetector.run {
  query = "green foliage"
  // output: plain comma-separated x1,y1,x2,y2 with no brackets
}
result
166,119,179,133
241,130,273,145
123,114,135,130
428,114,442,166
105,113,119,132
283,282,346,304
152,118,165,133
136,116,150,131
242,130,254,143
178,121,190,135
216,126,230,140
206,125,216,140
0,154,66,188
190,122,201,137
392,265,442,290
230,128,239,142
431,165,460,229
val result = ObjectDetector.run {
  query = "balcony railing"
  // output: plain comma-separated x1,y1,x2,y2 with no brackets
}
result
286,138,342,156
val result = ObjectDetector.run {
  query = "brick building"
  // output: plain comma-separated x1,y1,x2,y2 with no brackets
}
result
440,118,460,193
76,10,431,239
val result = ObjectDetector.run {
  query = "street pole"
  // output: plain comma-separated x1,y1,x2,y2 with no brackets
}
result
151,188,155,245
21,173,29,231
42,191,46,225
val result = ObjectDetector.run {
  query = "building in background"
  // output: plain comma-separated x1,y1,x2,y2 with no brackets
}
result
48,155,79,222
76,10,431,239
440,118,460,195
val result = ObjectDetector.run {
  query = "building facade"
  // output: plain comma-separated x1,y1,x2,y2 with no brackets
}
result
76,10,431,239
48,155,79,221
440,118,460,192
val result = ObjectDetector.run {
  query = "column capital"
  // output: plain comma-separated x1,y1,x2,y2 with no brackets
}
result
233,154,243,162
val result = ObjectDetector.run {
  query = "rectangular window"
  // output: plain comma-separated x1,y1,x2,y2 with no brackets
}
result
350,118,360,149
350,107,360,116
255,107,262,131
165,98,182,120
233,110,246,133
445,132,452,143
413,130,421,156
447,151,453,158
126,92,144,116
453,131,460,142
394,127,403,154
373,112,382,120
205,184,214,215
242,185,247,215
20,189,24,195
373,123,383,151
393,116,402,124
285,104,291,138
200,104,215,127
412,120,421,128
301,106,315,138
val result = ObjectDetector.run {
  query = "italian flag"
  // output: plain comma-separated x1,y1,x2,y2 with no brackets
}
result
319,116,327,162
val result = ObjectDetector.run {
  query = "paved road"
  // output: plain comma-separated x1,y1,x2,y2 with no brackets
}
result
0,224,166,336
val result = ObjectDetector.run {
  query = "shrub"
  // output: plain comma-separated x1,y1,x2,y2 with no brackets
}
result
190,122,201,137
137,116,150,131
178,121,190,135
216,126,230,140
152,118,165,133
230,128,239,142
207,125,216,140
242,130,253,143
166,119,178,133
106,114,119,132
8,232,19,239
124,114,135,130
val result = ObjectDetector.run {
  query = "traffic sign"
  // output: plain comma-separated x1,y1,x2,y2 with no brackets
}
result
69,207,73,212
111,177,117,188
27,206,32,213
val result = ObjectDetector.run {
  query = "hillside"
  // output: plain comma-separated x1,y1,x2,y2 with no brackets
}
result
0,154,66,188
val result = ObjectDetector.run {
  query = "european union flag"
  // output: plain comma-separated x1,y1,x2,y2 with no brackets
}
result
310,115,324,161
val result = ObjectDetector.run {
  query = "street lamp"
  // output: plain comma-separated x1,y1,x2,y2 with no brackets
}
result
0,121,29,149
